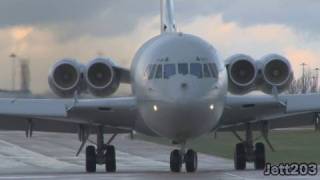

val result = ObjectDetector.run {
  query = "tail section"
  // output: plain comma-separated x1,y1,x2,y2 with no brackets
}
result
160,0,177,33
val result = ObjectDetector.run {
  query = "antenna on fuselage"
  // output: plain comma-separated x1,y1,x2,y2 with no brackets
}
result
160,0,177,33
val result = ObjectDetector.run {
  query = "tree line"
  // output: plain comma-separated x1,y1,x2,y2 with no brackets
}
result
288,68,319,94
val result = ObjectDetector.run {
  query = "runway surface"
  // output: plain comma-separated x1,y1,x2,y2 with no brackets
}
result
0,131,317,180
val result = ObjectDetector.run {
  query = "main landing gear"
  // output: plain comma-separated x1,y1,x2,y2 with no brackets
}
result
170,143,198,173
233,123,269,170
234,142,266,170
85,126,117,173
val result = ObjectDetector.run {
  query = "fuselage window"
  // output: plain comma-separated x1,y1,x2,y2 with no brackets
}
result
203,64,211,78
148,64,157,80
190,63,203,79
155,64,163,79
209,63,218,78
178,63,188,75
164,64,176,79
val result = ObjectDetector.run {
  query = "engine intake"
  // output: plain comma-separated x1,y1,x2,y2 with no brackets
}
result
87,62,113,88
48,59,83,98
85,58,120,97
259,54,293,94
226,54,257,94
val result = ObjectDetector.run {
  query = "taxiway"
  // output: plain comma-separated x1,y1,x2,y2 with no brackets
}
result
0,131,317,180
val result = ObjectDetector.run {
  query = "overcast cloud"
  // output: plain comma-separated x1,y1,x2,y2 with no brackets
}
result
0,0,319,93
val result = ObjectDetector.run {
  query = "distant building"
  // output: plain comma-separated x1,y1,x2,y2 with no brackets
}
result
0,59,32,98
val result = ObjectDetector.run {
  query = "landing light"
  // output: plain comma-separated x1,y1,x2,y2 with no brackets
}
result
153,105,158,112
210,104,215,110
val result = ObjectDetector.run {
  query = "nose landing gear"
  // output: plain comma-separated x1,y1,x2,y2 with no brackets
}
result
185,149,198,172
170,143,198,173
170,149,182,172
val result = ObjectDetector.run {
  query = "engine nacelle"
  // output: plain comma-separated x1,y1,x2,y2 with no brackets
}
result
259,54,293,94
85,58,120,97
226,54,257,94
48,59,83,98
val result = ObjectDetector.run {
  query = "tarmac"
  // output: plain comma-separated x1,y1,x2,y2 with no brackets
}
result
0,131,317,180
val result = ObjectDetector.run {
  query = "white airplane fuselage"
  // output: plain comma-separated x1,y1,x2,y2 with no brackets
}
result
131,32,228,142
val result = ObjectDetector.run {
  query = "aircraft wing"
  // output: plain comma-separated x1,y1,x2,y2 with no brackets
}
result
0,97,138,134
114,66,131,84
219,94,320,131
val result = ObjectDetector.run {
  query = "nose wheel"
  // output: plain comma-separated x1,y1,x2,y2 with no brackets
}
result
170,147,198,173
185,149,198,172
170,150,182,172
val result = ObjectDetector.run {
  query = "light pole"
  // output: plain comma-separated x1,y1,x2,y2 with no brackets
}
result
315,68,319,93
312,76,316,93
9,53,17,91
301,63,307,94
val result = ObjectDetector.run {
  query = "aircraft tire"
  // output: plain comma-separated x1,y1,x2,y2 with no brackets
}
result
86,145,96,173
105,145,116,172
170,149,182,172
234,143,246,170
185,149,198,173
254,142,266,170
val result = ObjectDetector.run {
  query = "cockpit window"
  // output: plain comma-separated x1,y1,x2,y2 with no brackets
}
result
203,64,211,78
178,63,188,75
155,64,163,79
144,64,152,79
147,64,157,80
164,64,176,79
146,62,217,80
144,65,151,78
209,63,218,78
190,63,203,79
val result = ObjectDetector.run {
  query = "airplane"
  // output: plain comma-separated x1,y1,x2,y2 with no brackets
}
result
0,0,319,173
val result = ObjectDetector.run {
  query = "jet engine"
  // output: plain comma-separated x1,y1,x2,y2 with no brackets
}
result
48,59,83,98
259,54,293,94
226,54,257,94
85,58,120,97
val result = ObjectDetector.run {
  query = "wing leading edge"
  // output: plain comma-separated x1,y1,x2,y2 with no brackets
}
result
0,97,138,134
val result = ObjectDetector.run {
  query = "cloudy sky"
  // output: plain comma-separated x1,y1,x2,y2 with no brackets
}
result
0,0,320,93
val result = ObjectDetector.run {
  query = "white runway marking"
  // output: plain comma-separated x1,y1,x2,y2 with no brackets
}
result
0,139,80,170
224,172,258,180
0,176,56,179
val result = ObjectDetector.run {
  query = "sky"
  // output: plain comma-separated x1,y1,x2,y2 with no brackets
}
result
0,0,320,93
